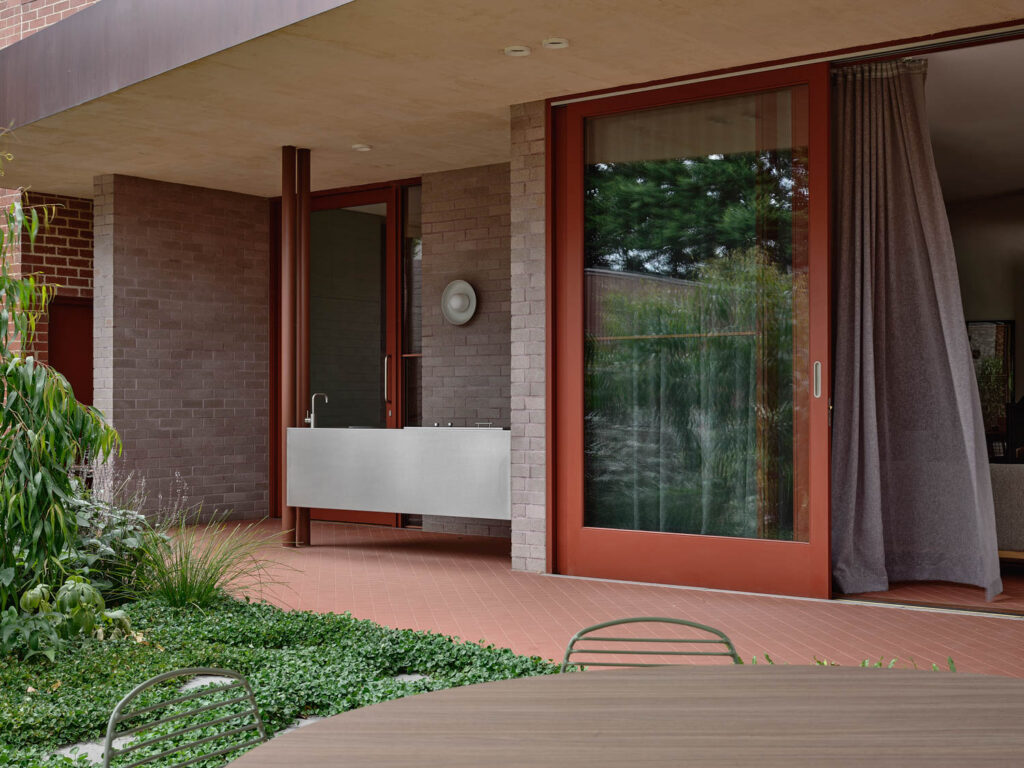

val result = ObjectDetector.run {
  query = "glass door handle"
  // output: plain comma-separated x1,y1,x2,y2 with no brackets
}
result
813,361,822,399
384,354,391,403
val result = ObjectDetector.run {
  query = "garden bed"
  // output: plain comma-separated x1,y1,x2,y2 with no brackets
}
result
0,598,559,767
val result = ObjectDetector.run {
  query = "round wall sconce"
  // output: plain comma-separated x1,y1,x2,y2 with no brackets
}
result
441,280,477,326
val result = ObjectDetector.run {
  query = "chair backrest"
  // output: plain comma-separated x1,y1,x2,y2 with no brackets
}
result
102,667,267,768
561,617,741,672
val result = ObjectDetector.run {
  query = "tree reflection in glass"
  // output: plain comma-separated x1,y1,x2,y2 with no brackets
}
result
582,89,809,541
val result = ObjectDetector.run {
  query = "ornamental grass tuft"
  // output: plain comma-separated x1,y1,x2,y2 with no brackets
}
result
131,514,284,608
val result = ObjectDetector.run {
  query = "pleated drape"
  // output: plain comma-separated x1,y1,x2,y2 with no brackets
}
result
831,60,1002,599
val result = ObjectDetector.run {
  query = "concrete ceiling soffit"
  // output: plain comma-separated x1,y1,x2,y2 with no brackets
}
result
0,0,355,129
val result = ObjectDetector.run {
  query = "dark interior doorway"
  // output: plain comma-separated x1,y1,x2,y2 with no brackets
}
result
48,296,93,406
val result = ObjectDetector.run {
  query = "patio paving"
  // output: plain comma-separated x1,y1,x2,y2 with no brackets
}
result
256,521,1024,678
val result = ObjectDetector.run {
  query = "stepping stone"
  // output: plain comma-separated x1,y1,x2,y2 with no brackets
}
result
54,735,131,765
179,674,234,691
394,673,429,683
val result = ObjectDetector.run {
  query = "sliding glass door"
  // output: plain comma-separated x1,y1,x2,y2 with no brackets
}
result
554,64,832,597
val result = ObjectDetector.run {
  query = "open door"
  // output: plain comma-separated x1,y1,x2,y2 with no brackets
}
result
305,187,402,526
553,64,831,598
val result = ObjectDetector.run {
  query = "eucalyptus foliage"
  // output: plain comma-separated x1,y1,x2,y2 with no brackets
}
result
0,194,121,610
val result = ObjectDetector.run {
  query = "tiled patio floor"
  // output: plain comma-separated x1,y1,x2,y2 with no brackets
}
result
256,521,1024,678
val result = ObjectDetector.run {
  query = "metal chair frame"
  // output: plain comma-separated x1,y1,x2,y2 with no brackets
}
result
561,616,741,672
102,667,268,768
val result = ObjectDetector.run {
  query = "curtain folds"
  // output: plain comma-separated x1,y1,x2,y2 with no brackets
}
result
831,60,1002,600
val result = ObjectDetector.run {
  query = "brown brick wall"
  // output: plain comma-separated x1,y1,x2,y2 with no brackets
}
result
93,174,271,519
509,101,548,572
418,163,512,538
0,0,99,49
420,163,511,427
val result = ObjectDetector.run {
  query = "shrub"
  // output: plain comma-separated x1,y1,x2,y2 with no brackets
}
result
65,489,152,603
0,189,120,610
2,577,132,661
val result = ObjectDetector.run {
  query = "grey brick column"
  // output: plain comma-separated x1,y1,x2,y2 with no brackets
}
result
509,101,548,573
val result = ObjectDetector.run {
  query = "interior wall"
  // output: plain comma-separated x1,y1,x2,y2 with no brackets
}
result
948,190,1024,552
948,191,1024,402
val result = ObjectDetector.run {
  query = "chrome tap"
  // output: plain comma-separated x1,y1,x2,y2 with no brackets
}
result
305,393,328,428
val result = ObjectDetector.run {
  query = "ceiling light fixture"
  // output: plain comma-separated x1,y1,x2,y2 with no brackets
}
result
503,45,531,57
351,143,373,152
541,37,569,50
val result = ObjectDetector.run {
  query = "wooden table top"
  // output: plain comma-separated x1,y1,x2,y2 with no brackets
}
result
231,666,1024,767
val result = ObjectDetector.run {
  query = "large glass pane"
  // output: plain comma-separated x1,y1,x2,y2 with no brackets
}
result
583,88,809,541
309,204,387,428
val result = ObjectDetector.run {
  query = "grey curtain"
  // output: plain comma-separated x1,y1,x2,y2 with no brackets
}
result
831,60,1002,599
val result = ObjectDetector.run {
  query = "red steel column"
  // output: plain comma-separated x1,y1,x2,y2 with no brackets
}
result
295,148,312,547
280,146,297,546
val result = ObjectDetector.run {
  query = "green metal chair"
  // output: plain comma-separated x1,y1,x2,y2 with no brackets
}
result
560,617,741,672
102,667,267,768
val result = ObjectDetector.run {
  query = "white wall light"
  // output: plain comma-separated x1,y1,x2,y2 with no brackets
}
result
441,280,477,325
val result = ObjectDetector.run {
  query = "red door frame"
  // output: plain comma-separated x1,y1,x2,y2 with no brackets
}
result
550,63,832,598
270,179,419,527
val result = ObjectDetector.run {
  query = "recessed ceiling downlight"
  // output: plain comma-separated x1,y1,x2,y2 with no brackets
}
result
351,143,373,152
503,45,531,57
541,37,569,50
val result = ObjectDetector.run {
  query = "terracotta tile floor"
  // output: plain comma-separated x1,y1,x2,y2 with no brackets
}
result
255,521,1024,678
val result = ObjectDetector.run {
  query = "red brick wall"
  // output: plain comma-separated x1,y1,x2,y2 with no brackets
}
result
1,0,99,359
19,191,93,362
0,0,99,49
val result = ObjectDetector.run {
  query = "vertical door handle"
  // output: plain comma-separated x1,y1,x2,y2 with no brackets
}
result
384,354,391,403
813,361,822,399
